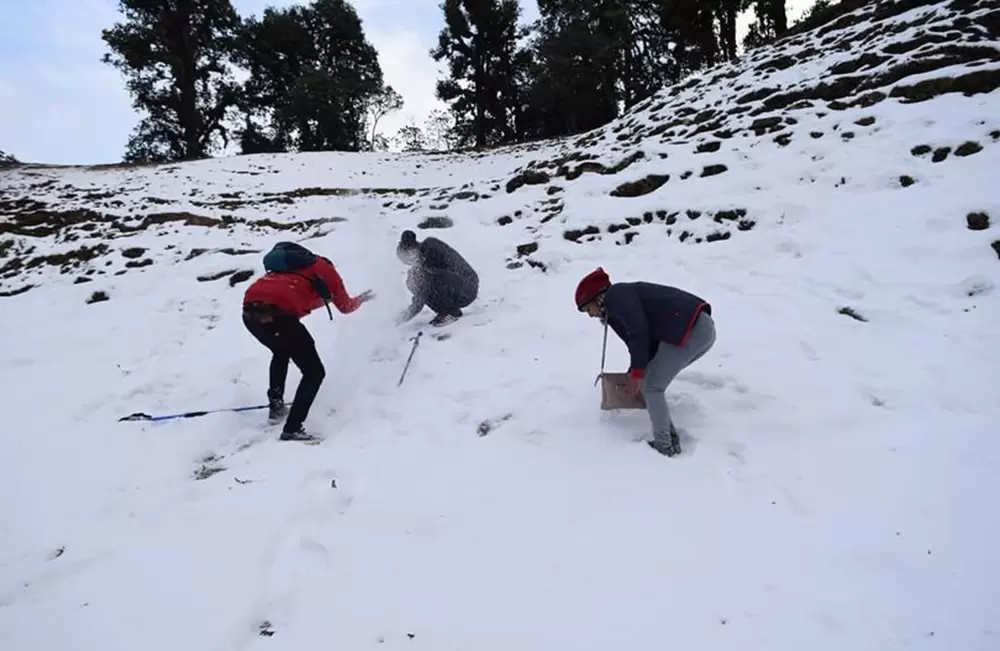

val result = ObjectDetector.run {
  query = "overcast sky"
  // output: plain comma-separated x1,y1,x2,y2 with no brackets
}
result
0,0,813,165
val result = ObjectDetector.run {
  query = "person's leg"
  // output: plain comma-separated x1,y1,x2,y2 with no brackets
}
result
279,319,326,438
424,271,466,323
243,309,291,419
642,312,717,450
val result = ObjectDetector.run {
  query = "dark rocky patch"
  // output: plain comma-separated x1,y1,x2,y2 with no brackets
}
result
701,165,728,177
0,285,33,297
418,216,454,229
855,116,877,126
900,175,916,187
229,270,254,286
516,242,539,257
838,306,868,322
564,226,601,242
125,258,153,269
967,212,990,231
497,216,513,226
842,131,856,140
890,68,1000,103
547,185,564,195
932,147,951,162
696,141,722,153
121,247,146,259
954,141,983,156
751,117,784,135
86,290,110,305
505,170,551,193
611,174,670,198
706,231,731,243
829,54,891,76
911,144,932,156
811,131,824,138
73,276,93,284
992,240,1000,260
714,209,747,223
775,133,793,146
687,210,702,220
197,269,238,282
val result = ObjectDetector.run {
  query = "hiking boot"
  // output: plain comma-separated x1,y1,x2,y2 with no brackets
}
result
430,312,459,327
268,399,288,423
279,426,319,442
648,424,682,457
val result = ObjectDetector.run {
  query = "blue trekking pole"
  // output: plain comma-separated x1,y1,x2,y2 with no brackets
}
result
118,403,278,423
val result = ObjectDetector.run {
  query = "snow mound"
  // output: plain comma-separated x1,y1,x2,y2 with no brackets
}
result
1,1,999,649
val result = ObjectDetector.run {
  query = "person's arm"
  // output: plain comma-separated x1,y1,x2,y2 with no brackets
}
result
314,258,367,314
396,268,426,323
603,286,651,379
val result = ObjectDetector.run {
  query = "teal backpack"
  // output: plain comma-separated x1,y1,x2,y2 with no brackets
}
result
263,242,333,319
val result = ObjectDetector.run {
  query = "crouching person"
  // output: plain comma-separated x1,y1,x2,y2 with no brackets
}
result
575,267,716,456
395,229,479,327
243,242,374,441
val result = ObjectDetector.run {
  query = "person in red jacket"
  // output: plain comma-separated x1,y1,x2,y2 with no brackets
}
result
243,249,374,441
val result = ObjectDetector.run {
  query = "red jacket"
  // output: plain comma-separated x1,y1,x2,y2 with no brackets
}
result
243,257,363,318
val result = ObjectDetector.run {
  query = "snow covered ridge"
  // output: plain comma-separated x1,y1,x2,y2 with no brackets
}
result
1,0,999,299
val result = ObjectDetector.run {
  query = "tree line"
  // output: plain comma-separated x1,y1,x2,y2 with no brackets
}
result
95,0,807,164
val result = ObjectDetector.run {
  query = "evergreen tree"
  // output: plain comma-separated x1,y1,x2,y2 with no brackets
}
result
101,0,242,162
744,0,788,48
0,149,18,167
238,0,384,153
430,0,527,148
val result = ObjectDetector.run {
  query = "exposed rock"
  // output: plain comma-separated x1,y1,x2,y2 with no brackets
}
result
229,270,254,286
121,247,146,259
418,216,454,229
911,144,932,156
505,170,551,193
967,212,990,231
932,147,951,162
696,141,722,153
516,242,539,257
701,165,728,177
900,175,916,187
954,141,983,156
610,174,670,198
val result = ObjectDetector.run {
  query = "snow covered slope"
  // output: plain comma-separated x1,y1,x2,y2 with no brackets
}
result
1,1,999,649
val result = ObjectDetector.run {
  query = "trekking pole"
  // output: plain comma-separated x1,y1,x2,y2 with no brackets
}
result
118,403,276,423
398,331,423,387
594,321,608,386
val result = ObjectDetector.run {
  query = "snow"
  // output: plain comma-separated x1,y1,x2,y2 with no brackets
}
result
2,1,1000,649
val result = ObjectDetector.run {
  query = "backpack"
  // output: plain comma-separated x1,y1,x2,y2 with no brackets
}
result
262,241,333,319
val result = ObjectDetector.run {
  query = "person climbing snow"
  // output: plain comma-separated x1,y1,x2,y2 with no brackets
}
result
575,267,716,457
242,242,374,441
395,229,479,327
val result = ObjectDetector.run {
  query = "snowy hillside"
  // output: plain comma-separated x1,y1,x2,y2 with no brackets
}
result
2,0,999,649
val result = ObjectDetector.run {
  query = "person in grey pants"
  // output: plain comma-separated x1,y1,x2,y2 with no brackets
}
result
575,267,716,456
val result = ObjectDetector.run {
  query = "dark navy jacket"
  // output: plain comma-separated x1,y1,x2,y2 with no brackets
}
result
603,282,711,372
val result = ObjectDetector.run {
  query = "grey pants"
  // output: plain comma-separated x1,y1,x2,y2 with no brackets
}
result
642,311,716,441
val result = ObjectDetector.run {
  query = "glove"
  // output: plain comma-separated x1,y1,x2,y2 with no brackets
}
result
358,289,376,304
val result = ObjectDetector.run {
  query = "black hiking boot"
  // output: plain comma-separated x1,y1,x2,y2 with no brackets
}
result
430,312,460,327
279,426,319,442
648,424,682,457
268,399,288,423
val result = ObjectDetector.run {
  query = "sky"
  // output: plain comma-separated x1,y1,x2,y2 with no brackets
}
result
0,0,813,165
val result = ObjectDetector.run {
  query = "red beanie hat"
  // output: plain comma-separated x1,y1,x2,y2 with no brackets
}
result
575,267,611,310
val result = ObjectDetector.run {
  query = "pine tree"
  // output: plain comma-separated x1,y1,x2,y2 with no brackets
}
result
430,0,527,148
101,0,242,162
238,0,384,153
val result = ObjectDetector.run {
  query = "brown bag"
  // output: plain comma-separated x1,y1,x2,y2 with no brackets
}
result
594,323,647,411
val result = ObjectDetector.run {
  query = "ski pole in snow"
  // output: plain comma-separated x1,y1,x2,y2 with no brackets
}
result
594,321,609,386
397,330,423,387
118,403,276,423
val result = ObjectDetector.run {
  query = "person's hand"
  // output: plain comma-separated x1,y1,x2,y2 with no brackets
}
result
625,373,643,396
358,289,376,304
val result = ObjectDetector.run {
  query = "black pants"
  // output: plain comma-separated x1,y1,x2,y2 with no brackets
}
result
242,303,325,433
